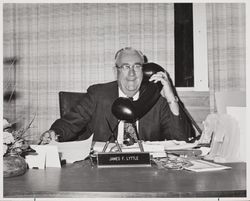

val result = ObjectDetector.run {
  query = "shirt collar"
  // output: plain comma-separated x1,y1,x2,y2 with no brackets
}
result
118,88,139,101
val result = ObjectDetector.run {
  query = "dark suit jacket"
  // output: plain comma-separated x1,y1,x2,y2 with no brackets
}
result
51,81,193,142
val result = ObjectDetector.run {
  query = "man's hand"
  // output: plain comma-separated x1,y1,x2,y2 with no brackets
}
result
149,71,179,115
149,71,175,100
39,130,58,145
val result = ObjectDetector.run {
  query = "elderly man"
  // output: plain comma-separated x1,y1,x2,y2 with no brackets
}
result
40,47,194,145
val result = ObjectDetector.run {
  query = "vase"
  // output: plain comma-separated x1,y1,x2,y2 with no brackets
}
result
3,155,27,178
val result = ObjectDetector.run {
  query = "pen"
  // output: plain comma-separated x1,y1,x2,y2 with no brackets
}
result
89,154,94,168
115,140,122,152
138,140,144,152
102,141,109,152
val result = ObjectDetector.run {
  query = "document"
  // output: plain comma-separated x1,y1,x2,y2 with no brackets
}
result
93,141,117,152
123,143,164,151
145,140,199,150
226,106,246,162
93,141,166,158
25,146,46,169
49,134,93,163
26,145,61,169
184,160,231,172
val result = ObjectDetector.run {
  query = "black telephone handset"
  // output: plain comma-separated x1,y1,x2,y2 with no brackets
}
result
112,62,165,122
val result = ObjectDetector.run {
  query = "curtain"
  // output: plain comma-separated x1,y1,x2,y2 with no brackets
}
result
206,3,246,112
3,3,174,142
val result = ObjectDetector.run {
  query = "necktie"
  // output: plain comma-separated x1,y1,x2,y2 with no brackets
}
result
123,121,138,146
123,97,138,146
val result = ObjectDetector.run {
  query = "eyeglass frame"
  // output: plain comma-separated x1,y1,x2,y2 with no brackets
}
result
115,63,143,72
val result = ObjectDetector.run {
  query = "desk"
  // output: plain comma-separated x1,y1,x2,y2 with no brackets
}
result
4,161,246,198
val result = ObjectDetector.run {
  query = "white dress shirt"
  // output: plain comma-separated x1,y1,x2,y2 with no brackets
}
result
117,88,139,144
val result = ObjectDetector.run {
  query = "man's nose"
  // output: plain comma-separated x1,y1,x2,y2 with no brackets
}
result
128,67,136,76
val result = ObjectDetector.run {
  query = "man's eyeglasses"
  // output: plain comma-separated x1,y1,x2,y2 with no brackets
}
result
116,64,143,72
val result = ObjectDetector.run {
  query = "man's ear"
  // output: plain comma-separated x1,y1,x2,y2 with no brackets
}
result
143,55,148,63
112,66,118,79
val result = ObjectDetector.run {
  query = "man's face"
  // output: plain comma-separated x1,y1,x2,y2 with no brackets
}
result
116,50,144,97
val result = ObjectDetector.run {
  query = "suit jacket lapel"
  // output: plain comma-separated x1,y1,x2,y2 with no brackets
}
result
106,81,119,138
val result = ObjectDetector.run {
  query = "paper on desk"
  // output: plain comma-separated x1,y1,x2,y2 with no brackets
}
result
145,140,199,150
25,146,46,169
49,134,93,163
93,140,198,153
122,143,165,152
93,141,194,152
93,141,117,152
185,160,231,172
44,145,61,167
123,143,166,158
93,141,166,158
226,106,246,162
26,145,61,168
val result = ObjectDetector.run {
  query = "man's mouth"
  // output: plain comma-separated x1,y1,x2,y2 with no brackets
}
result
126,77,137,81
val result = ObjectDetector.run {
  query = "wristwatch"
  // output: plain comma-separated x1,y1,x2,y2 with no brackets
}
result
167,96,179,105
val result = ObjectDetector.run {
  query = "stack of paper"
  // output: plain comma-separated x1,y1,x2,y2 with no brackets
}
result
26,134,94,168
25,145,61,169
93,141,166,158
50,134,93,163
145,140,199,150
93,141,117,152
184,160,231,172
122,143,166,158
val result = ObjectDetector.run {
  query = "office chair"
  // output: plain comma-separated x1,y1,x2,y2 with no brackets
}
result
59,91,90,141
59,91,86,117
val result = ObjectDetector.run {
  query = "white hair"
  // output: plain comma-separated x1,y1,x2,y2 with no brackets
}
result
114,47,144,65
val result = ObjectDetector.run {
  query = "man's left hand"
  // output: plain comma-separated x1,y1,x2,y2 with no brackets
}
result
149,71,179,115
149,71,175,100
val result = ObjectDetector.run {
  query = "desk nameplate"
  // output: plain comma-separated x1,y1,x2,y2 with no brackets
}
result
97,152,151,168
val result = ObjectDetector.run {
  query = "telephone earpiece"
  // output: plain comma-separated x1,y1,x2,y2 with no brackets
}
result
112,62,165,122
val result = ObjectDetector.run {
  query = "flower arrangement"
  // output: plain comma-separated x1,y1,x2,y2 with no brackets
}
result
3,117,36,157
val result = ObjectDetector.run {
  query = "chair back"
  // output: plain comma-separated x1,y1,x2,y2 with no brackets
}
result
59,91,86,117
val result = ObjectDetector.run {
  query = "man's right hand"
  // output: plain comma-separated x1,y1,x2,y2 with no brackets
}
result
39,130,58,145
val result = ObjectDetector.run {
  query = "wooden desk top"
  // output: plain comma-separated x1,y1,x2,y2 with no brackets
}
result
4,160,246,198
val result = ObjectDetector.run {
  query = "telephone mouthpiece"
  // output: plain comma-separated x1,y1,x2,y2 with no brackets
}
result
111,97,137,123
